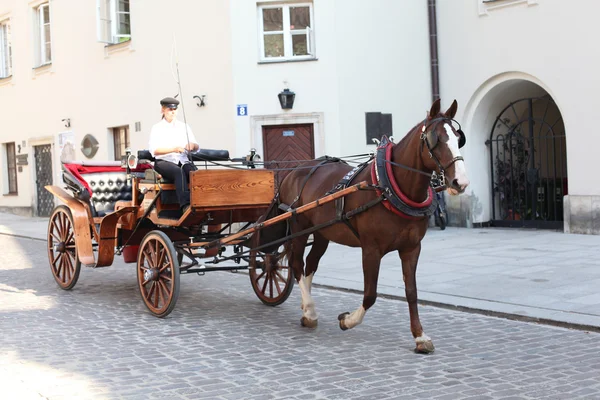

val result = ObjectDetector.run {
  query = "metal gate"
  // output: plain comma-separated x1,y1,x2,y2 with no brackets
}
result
487,97,567,229
34,144,54,217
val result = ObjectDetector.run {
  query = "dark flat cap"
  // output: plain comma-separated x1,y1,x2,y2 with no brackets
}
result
160,97,180,108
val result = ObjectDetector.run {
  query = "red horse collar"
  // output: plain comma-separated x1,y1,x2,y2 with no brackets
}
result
370,137,437,220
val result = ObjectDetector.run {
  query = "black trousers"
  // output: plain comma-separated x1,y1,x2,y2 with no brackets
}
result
154,160,196,208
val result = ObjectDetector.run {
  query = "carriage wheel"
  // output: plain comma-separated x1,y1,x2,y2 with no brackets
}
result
137,230,180,318
47,205,82,290
249,247,294,306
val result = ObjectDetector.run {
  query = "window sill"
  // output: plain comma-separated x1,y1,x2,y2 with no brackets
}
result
258,57,318,65
104,38,133,57
32,63,53,79
479,0,538,15
0,75,13,87
3,193,18,197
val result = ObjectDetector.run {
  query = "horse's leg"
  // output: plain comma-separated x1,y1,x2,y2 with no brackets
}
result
338,248,381,330
299,234,329,328
287,235,317,328
399,246,434,354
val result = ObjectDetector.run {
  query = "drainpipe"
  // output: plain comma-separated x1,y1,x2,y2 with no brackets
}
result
427,0,440,102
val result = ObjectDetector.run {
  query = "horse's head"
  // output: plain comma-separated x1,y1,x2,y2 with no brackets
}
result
421,99,470,195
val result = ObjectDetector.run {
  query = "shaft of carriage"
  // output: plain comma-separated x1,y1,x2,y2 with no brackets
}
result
202,180,369,251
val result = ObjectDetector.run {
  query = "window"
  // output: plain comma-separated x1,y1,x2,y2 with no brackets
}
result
258,3,315,61
112,126,130,161
4,142,17,194
97,0,131,44
0,19,12,78
35,3,52,66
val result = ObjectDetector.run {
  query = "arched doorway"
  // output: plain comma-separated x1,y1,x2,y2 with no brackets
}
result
487,96,567,229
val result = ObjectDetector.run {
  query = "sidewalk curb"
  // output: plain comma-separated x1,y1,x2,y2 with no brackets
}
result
313,283,600,334
0,232,45,242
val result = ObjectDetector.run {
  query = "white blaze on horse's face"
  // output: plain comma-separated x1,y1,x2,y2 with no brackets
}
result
444,123,470,195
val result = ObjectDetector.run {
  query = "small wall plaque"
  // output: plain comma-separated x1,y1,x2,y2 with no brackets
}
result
16,154,28,166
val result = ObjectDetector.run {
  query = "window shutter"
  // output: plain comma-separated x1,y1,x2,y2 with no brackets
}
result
366,112,382,145
381,113,393,136
366,112,393,144
306,26,313,56
96,0,112,43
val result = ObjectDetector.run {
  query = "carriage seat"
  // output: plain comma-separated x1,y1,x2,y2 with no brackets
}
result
137,148,231,185
62,162,147,217
137,148,230,164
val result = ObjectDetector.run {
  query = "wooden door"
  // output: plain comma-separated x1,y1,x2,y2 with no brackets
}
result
262,124,315,186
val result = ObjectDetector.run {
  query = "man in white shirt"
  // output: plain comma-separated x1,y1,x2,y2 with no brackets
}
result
148,97,199,213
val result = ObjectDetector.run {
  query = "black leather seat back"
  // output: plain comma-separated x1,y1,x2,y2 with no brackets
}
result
80,172,132,217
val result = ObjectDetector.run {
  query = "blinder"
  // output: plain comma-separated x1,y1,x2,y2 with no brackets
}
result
457,129,466,148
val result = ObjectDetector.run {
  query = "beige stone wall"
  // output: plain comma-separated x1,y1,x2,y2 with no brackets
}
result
0,0,234,212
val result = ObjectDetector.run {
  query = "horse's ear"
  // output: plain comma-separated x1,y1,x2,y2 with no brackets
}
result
428,99,441,118
445,99,458,119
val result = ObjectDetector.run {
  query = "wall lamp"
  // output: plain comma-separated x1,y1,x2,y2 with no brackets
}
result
193,95,206,107
278,88,295,110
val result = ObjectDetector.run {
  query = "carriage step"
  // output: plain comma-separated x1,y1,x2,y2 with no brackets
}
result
181,265,249,274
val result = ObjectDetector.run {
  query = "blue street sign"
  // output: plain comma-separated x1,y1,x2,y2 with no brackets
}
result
237,104,248,116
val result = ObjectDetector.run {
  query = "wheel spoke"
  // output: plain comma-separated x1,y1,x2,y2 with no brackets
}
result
50,230,61,244
143,249,155,268
157,248,166,271
146,282,156,302
65,230,74,245
260,273,268,295
52,252,61,268
153,240,159,271
65,256,72,283
155,282,163,308
272,273,282,296
153,281,160,309
255,270,266,282
275,270,287,284
159,272,172,282
54,254,63,276
59,213,67,240
158,280,171,303
269,272,274,298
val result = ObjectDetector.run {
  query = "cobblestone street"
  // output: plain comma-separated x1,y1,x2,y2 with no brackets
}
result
1,235,600,399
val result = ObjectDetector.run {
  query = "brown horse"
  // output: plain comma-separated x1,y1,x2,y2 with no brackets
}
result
278,99,469,353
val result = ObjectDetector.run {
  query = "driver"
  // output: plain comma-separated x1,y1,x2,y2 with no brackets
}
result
148,96,199,214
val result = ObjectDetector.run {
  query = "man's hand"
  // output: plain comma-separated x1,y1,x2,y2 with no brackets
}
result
175,147,186,153
185,143,198,151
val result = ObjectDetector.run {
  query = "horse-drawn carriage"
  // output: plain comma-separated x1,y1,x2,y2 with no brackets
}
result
45,99,468,353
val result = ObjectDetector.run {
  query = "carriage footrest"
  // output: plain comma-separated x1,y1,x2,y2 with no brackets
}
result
158,209,183,219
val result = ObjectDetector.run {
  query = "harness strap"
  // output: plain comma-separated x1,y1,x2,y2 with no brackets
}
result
288,156,345,210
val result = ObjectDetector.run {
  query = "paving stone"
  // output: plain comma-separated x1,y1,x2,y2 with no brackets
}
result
1,235,600,399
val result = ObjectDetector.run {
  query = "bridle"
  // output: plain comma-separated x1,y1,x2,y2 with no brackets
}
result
419,116,466,190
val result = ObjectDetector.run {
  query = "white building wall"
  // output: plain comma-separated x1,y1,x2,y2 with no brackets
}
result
0,0,235,214
436,0,600,228
230,0,431,158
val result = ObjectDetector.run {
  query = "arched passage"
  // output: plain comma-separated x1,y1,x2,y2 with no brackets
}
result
458,73,567,228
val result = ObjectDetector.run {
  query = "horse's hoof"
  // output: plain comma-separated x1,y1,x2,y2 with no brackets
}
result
300,316,318,328
414,341,435,354
337,312,350,321
338,312,350,331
